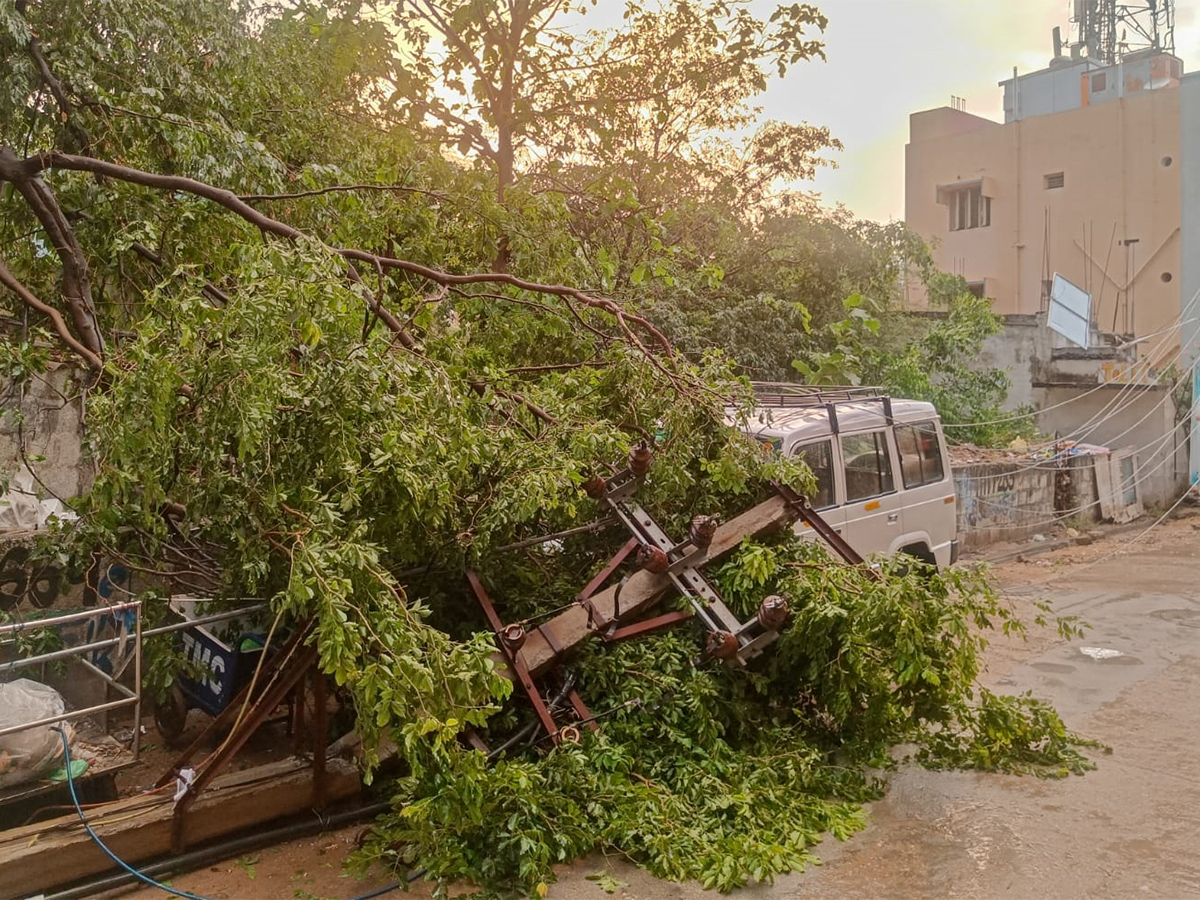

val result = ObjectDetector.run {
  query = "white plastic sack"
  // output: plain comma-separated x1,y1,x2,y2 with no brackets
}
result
0,678,73,789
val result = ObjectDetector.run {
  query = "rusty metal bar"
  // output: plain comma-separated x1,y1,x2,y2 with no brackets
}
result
565,690,598,733
604,609,694,643
576,538,638,604
466,570,562,744
772,481,873,571
170,642,318,850
155,625,312,787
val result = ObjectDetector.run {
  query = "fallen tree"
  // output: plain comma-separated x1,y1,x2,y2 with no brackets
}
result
0,2,1100,896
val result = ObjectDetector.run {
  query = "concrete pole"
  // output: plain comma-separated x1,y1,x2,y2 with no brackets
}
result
1180,74,1200,485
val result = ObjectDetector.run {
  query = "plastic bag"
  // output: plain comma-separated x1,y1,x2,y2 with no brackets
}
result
0,678,73,789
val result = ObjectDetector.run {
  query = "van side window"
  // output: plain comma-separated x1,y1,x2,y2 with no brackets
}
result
895,421,946,487
841,431,895,501
791,440,835,509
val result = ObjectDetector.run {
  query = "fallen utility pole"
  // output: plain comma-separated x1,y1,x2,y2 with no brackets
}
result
470,442,866,746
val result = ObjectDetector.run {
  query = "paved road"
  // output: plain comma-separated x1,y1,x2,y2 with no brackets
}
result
556,511,1200,900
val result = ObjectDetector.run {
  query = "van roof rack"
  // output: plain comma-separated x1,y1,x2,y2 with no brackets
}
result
749,382,889,407
749,382,893,434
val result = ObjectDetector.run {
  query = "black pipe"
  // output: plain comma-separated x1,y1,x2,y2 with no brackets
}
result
40,800,392,900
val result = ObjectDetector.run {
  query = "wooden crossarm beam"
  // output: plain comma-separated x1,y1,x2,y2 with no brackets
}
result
519,494,794,676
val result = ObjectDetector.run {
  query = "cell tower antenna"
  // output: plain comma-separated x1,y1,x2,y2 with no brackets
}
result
1070,0,1175,65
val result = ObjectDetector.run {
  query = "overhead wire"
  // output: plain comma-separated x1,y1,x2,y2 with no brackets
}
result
958,384,1198,532
1041,478,1198,581
951,301,1198,483
960,421,1188,533
943,282,1200,435
954,358,1193,490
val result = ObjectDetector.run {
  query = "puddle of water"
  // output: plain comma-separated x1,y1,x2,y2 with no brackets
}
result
1149,609,1200,627
1031,662,1076,674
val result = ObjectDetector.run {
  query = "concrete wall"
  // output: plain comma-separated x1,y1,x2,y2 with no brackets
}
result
955,461,1057,548
954,454,1102,550
1034,384,1185,509
0,363,91,501
906,83,1182,359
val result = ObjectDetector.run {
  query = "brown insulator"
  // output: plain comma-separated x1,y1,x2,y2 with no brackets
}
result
628,440,653,477
689,515,719,550
636,544,670,574
558,725,582,744
705,630,739,660
756,594,790,631
582,474,608,499
500,623,527,650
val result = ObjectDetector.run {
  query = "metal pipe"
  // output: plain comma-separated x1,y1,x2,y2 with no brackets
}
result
37,801,393,900
0,604,266,650
0,601,140,634
140,604,268,638
75,656,137,698
1,605,266,668
0,696,137,739
492,518,616,553
133,606,142,759
1,633,131,670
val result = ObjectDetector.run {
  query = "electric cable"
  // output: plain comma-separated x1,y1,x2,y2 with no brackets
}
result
942,283,1200,433
960,423,1188,532
1041,479,1199,582
950,299,1199,482
959,401,1194,530
951,356,1192,483
48,726,417,900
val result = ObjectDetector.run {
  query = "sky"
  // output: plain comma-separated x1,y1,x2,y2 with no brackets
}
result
582,0,1200,223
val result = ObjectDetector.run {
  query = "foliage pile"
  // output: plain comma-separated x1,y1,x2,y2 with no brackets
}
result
0,1,1092,896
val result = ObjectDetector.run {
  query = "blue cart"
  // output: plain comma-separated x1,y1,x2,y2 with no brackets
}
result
153,602,267,744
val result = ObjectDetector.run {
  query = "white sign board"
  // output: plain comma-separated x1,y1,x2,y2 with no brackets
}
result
1048,273,1092,349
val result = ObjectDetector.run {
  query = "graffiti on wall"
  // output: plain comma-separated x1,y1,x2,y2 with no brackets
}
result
0,545,130,614
960,470,1022,528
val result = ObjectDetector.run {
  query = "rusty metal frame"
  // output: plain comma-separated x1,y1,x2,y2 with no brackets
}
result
585,454,793,666
604,609,694,643
771,480,875,573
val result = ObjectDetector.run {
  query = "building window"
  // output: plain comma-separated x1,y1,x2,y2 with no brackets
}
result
1091,72,1107,93
1044,172,1065,189
966,281,986,298
947,185,990,232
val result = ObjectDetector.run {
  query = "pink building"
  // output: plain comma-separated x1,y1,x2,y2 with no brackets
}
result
905,49,1184,352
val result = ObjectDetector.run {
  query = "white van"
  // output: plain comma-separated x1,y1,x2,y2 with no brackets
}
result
739,385,959,569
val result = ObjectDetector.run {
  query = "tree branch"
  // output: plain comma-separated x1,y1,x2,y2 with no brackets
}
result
31,151,673,356
238,183,446,203
130,242,229,307
15,0,92,154
0,253,103,370
0,147,105,358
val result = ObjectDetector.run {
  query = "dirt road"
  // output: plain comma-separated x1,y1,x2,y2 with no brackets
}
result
113,512,1200,900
